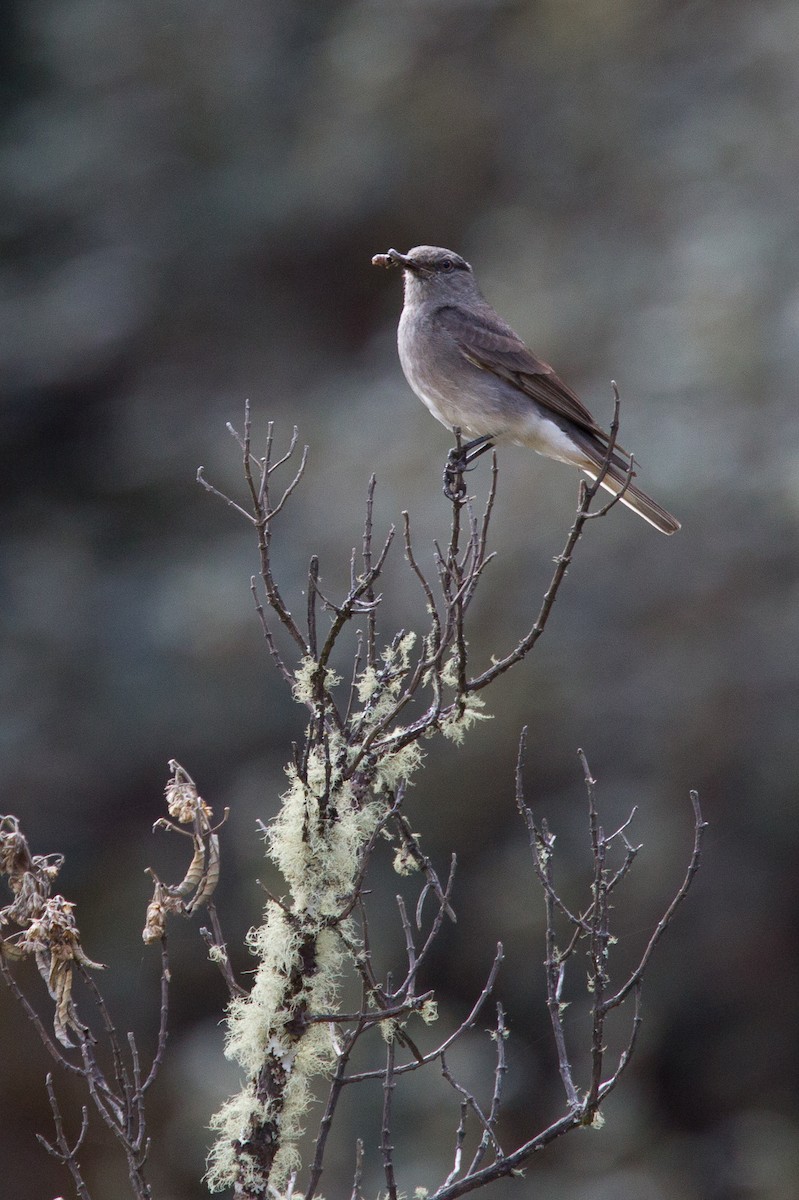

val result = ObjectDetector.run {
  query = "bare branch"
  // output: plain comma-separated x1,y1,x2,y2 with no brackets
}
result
195,467,256,523
200,904,248,1000
36,1075,92,1200
142,940,170,1092
601,790,706,1014
350,1137,365,1200
440,1049,504,1175
250,575,294,686
380,1020,399,1200
305,1020,365,1199
466,1002,508,1175
362,475,379,669
346,943,504,1083
441,1095,468,1187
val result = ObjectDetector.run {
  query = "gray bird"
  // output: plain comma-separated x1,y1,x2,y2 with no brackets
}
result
372,245,680,534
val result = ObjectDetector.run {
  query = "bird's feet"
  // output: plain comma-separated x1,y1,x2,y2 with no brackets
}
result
443,447,469,502
443,432,495,502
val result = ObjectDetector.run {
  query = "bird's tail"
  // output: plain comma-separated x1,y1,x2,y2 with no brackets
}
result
582,458,680,535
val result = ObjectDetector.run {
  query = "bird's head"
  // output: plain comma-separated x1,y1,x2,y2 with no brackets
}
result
372,246,477,302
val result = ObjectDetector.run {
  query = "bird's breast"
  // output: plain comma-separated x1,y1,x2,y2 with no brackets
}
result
397,307,509,437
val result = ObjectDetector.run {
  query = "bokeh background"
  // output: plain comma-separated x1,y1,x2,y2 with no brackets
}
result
3,1,799,1197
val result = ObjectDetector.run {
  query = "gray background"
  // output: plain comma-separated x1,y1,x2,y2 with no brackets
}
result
2,2,798,1197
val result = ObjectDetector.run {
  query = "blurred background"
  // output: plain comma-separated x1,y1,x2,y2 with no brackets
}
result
2,1,799,1197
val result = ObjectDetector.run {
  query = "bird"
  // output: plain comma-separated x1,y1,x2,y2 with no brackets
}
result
372,245,680,535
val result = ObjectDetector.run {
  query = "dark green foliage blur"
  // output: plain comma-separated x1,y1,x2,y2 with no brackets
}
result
2,2,798,1197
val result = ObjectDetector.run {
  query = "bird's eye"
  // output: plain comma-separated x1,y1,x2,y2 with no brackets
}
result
440,258,454,272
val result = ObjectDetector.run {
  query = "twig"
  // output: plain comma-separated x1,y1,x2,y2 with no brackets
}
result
440,1055,503,1171
305,1020,365,1199
441,1096,468,1187
380,1029,399,1200
200,906,248,1000
601,790,706,1013
350,1138,365,1200
346,944,504,1083
142,939,170,1091
582,748,609,1118
466,1002,508,1174
250,575,294,686
0,952,83,1075
362,476,379,669
36,1075,92,1200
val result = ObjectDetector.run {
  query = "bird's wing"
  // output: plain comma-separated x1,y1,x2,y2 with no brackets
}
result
437,303,614,444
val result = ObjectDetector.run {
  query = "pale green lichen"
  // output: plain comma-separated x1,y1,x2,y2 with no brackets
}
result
223,905,302,1075
536,840,554,867
372,738,424,792
208,921,348,1193
268,928,347,1185
440,692,491,744
208,714,387,1194
354,633,417,725
268,742,381,915
209,623,498,1193
423,650,494,745
490,1022,510,1041
392,843,419,876
207,1092,272,1192
355,665,380,704
292,656,342,706
385,631,417,671
419,998,438,1025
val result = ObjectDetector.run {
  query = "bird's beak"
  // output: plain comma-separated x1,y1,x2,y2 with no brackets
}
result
371,249,417,271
